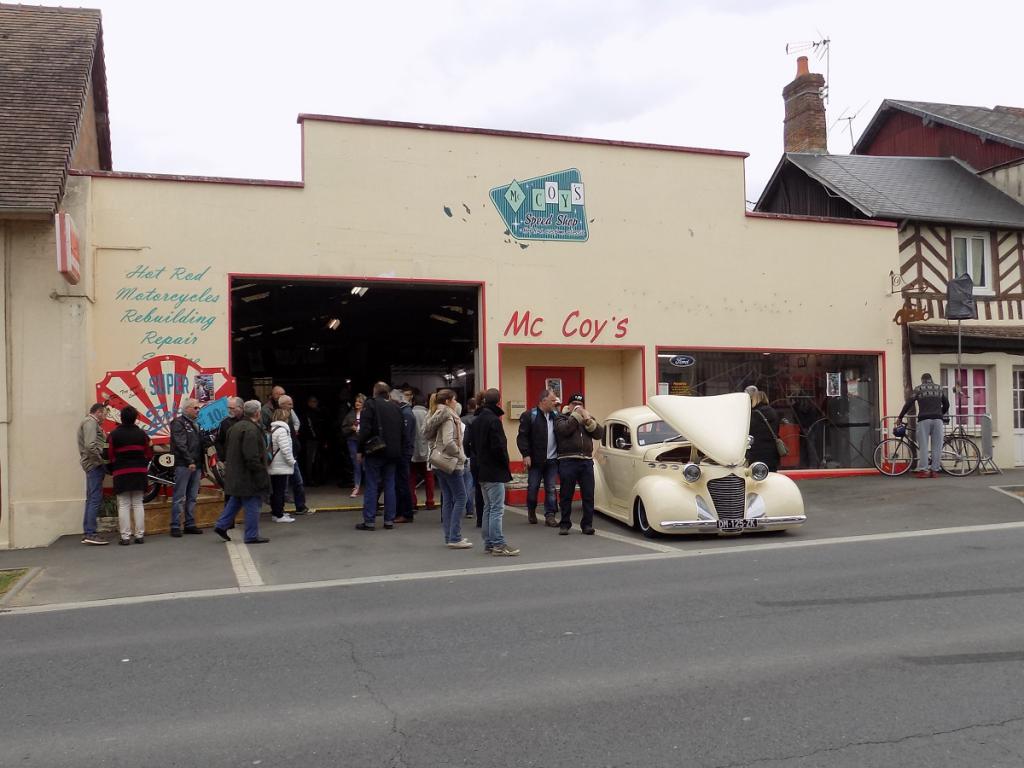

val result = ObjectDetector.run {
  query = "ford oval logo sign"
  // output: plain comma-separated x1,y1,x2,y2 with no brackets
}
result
669,355,696,367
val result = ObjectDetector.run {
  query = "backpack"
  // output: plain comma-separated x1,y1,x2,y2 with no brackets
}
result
266,424,286,463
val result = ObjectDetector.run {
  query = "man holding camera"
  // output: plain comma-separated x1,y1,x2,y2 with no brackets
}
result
897,372,950,478
554,393,602,535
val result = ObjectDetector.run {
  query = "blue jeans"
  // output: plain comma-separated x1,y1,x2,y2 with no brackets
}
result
287,463,307,510
462,457,476,518
436,468,467,543
558,458,595,531
527,458,559,517
83,466,106,535
480,481,507,548
347,438,361,488
216,495,261,542
916,417,944,472
362,455,397,525
171,464,201,529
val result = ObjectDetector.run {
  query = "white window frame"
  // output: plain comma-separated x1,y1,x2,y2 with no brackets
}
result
940,366,991,433
951,231,994,295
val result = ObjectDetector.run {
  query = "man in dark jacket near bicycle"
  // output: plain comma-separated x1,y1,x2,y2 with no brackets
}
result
897,372,949,478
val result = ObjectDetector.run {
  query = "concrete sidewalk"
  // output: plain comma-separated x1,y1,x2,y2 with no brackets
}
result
2,468,1023,610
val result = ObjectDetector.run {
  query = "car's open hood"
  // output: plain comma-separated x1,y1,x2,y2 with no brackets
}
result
647,394,751,467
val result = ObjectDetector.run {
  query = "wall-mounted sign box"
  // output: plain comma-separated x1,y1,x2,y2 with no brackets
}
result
55,211,80,285
490,169,588,242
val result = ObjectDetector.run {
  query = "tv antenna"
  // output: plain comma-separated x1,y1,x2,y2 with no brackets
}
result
785,36,830,104
830,100,869,148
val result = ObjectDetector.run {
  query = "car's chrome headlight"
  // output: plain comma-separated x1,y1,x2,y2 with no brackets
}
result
682,463,701,483
749,462,769,482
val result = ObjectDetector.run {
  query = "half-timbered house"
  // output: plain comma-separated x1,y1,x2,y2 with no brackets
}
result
758,62,1024,468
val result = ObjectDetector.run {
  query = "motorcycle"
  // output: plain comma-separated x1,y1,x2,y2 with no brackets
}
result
143,440,225,503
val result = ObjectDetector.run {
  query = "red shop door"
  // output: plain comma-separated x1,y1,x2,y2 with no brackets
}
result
525,366,584,409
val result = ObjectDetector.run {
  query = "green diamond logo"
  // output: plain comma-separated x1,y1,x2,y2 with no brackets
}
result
504,180,526,212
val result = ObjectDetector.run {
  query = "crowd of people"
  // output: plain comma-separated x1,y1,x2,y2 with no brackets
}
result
75,382,606,554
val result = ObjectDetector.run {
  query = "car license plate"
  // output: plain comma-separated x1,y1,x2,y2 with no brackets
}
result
717,519,757,531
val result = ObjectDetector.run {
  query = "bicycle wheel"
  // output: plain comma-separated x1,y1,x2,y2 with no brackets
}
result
940,436,980,477
873,438,915,476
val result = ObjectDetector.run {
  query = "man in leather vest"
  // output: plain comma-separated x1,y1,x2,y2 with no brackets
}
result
897,373,950,478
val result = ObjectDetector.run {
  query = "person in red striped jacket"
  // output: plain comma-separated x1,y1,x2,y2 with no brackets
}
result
107,406,153,545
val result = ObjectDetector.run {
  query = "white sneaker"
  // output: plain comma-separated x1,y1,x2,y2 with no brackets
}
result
447,538,473,549
274,514,296,523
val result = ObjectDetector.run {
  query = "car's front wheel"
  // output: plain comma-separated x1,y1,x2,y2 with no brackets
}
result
635,498,658,539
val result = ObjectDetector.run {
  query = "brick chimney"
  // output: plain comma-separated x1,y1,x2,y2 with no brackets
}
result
994,105,1024,118
783,56,827,153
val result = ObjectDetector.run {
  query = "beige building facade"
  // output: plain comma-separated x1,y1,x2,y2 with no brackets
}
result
3,116,903,548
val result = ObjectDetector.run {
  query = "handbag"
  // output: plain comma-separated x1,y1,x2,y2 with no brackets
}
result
362,400,387,454
756,409,789,457
429,412,462,474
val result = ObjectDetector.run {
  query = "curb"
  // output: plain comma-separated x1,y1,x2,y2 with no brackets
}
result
0,566,41,607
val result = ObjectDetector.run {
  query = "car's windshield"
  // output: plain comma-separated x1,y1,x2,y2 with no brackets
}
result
635,420,685,446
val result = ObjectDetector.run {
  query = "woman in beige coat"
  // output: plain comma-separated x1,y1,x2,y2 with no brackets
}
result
424,389,471,549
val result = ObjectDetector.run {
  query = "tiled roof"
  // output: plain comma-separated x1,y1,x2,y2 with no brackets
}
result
780,153,1024,229
0,3,110,217
854,100,1024,154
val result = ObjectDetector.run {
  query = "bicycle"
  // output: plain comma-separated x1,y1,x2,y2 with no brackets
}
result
872,417,981,477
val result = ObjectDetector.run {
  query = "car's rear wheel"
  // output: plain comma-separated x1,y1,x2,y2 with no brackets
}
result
635,498,658,538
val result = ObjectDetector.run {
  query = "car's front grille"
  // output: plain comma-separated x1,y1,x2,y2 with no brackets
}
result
707,474,745,520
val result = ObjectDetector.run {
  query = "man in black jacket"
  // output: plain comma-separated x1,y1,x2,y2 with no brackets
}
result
355,381,405,530
391,389,418,524
516,388,560,527
169,398,207,537
897,372,950,478
214,400,270,544
470,388,519,556
554,393,602,535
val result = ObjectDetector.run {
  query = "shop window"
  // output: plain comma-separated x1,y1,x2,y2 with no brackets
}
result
952,232,993,294
655,349,880,470
941,366,990,431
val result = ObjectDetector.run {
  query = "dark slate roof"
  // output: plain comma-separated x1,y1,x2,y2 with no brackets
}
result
0,4,111,217
776,153,1024,229
854,100,1024,154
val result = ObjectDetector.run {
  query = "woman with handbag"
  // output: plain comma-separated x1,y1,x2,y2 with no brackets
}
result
747,389,782,472
424,389,471,549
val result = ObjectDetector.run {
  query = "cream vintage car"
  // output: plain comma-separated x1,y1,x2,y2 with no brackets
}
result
594,393,806,536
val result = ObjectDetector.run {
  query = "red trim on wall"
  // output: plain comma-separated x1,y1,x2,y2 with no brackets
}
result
298,113,749,159
70,169,303,189
745,211,898,228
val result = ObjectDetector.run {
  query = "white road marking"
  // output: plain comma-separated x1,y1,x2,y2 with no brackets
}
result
7,521,1024,616
225,541,264,587
989,485,1024,504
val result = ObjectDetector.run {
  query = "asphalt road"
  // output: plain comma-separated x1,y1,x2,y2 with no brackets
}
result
5,522,1024,767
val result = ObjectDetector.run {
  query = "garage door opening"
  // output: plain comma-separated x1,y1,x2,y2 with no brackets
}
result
230,276,481,411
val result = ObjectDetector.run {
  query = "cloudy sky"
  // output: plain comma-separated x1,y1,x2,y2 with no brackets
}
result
49,0,1023,200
